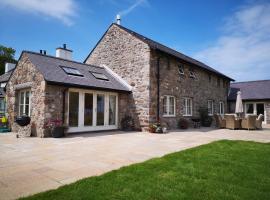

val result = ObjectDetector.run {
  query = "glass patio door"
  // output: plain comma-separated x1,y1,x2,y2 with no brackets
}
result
69,92,79,127
84,93,93,126
96,94,105,126
109,95,117,125
256,103,265,122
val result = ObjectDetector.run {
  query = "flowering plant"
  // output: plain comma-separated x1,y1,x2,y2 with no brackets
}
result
44,119,64,129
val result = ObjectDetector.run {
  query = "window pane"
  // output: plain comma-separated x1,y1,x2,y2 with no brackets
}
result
69,92,79,127
25,105,29,116
25,91,30,104
163,97,167,115
246,104,254,114
97,94,105,126
169,97,174,115
109,95,116,125
19,105,24,116
84,93,93,126
20,92,24,105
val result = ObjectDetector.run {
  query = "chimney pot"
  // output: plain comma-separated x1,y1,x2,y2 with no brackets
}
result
43,50,47,55
116,14,121,25
63,44,66,49
40,50,43,54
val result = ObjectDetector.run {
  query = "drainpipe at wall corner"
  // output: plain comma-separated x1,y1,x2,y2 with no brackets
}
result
156,56,160,122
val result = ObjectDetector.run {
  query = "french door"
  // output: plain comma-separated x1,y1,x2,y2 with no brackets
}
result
68,89,118,133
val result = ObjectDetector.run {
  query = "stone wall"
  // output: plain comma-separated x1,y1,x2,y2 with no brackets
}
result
43,85,67,137
266,101,270,124
6,53,47,137
85,24,151,131
150,50,230,129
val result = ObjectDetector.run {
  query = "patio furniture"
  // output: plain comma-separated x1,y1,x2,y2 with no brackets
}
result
225,114,241,130
241,114,257,130
214,114,226,128
191,118,201,128
256,114,264,129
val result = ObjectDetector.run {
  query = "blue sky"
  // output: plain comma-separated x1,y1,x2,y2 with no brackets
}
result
0,0,269,81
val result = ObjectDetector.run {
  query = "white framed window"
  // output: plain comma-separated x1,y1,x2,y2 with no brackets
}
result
178,65,184,75
163,95,175,117
19,90,31,116
183,97,192,116
189,69,196,78
207,100,214,116
219,101,224,115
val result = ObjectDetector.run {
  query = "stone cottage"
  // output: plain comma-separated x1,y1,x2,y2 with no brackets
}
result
6,23,233,137
228,80,270,124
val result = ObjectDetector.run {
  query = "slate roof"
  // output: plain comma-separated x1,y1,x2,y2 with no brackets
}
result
85,23,234,81
22,51,131,92
0,70,14,83
228,80,270,101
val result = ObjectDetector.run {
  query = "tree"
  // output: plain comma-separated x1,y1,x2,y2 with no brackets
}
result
0,45,17,75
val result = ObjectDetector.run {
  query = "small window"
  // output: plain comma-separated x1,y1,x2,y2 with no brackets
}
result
90,72,109,81
178,65,184,75
183,97,192,116
61,66,83,77
219,101,224,115
207,100,214,116
19,90,31,116
163,96,175,117
189,69,196,78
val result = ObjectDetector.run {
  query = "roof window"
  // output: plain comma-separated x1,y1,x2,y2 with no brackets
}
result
61,66,83,77
90,71,109,81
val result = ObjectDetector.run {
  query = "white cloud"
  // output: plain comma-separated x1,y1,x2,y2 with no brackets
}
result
194,3,270,81
0,0,77,26
118,0,148,16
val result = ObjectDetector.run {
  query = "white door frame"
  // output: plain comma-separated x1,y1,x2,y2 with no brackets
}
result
67,88,118,133
244,102,266,124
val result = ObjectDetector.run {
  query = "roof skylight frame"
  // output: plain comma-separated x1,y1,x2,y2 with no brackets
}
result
60,66,83,77
90,71,109,81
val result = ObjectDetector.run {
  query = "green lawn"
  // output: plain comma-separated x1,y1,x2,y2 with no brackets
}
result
21,140,270,200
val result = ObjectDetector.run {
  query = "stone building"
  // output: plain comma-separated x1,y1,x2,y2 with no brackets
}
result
228,80,270,124
85,23,233,130
6,23,233,137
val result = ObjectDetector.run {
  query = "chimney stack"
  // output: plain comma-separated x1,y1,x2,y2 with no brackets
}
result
56,44,73,60
116,14,121,25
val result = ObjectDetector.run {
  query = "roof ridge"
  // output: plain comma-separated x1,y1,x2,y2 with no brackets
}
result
23,50,104,69
231,79,270,84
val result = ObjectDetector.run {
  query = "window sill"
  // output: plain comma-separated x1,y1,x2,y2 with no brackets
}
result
163,115,176,118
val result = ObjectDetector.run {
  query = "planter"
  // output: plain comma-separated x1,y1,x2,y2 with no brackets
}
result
51,126,65,138
15,116,31,126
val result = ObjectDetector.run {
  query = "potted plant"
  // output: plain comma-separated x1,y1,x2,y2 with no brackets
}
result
198,107,213,127
45,119,66,138
149,122,163,133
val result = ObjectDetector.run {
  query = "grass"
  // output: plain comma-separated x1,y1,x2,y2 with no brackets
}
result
20,140,270,200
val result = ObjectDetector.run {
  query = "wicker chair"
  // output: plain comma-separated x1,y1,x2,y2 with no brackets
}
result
256,114,264,129
225,114,241,130
241,115,257,130
214,114,226,128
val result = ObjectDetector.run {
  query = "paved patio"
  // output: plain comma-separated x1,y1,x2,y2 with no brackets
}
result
0,126,270,200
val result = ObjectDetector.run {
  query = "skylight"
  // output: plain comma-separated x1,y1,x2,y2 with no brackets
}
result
90,71,109,81
61,66,83,77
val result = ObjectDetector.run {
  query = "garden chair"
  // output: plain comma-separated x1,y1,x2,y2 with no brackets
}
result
255,114,264,129
225,114,241,130
241,114,257,130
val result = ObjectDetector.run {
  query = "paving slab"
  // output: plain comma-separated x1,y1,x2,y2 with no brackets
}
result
0,125,270,200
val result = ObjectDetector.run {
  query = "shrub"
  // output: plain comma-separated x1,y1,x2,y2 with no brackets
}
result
178,118,188,129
